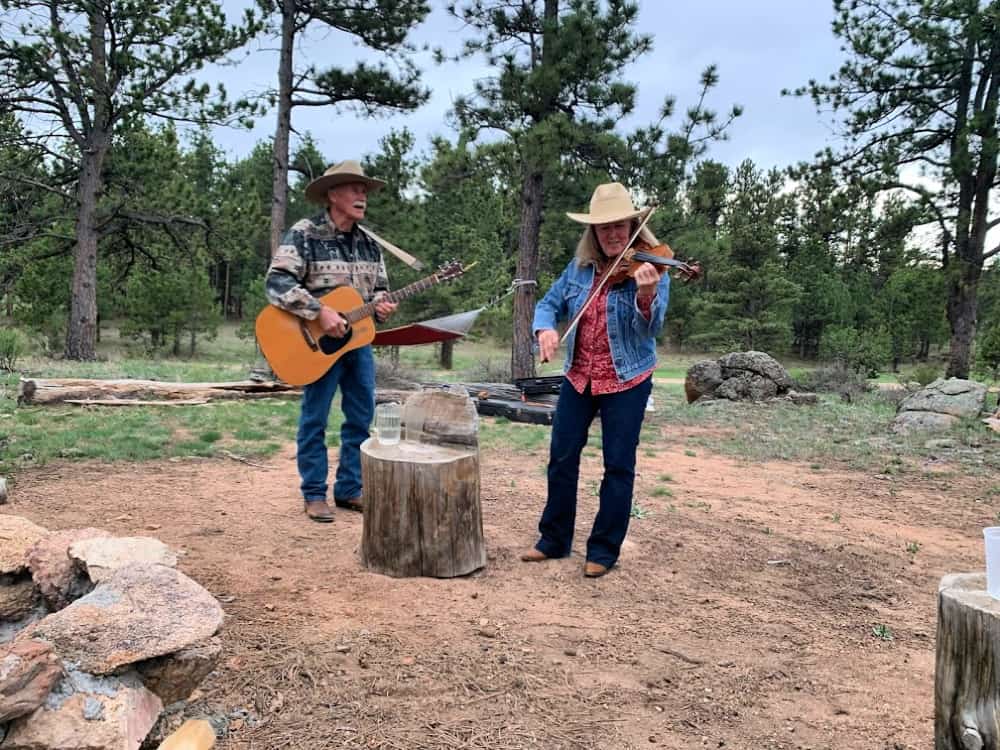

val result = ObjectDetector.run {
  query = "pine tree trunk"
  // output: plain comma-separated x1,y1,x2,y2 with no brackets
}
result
512,165,542,381
439,340,454,369
946,259,980,379
65,143,108,361
269,0,296,257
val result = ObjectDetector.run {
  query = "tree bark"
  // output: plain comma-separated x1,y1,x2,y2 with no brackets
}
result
64,141,109,361
935,572,1000,750
946,260,980,379
269,0,296,257
360,438,484,578
439,340,454,369
511,165,542,381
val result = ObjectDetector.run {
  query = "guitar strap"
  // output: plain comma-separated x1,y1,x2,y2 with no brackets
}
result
358,224,425,271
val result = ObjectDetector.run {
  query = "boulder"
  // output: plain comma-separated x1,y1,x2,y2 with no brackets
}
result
2,669,162,750
892,378,988,434
897,378,987,418
0,477,8,505
0,576,38,622
684,352,801,404
0,517,48,576
68,537,177,584
27,528,111,610
31,563,223,675
718,351,795,389
684,360,722,403
0,639,62,723
135,637,222,705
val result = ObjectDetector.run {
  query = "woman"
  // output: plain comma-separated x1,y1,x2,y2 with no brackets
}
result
522,182,670,578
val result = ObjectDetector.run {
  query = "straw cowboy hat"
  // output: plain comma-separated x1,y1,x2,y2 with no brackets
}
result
566,182,647,225
305,160,386,204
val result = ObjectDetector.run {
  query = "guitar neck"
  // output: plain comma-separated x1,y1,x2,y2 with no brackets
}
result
344,274,442,324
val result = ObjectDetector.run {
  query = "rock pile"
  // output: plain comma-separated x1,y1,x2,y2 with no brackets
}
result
684,351,815,405
0,514,223,749
891,378,989,434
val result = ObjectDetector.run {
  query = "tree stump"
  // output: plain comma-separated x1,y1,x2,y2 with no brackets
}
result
360,438,484,577
935,573,1000,750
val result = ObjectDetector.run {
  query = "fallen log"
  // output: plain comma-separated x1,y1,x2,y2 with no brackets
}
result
18,378,300,405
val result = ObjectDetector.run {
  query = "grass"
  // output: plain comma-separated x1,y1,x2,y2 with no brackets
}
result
2,325,997,482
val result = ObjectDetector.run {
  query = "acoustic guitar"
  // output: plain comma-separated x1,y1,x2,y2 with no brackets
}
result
255,260,470,386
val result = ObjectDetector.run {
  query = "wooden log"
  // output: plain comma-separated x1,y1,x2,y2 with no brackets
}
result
935,573,1000,750
360,438,485,578
18,378,299,405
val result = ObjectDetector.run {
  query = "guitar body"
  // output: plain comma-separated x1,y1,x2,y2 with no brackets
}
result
255,286,376,387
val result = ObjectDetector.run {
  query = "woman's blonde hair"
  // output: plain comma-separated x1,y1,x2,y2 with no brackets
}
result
574,220,659,267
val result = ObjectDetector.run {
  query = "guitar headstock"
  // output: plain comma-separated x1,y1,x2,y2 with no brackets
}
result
434,259,471,283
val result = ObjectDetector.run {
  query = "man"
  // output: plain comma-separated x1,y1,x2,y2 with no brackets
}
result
265,160,398,523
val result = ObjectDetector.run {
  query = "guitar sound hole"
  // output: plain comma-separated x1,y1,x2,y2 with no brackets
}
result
319,329,352,355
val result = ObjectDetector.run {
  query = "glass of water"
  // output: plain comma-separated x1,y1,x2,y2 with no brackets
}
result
374,402,401,446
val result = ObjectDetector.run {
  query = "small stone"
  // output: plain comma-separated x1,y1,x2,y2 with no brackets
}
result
335,644,351,653
477,627,497,639
470,592,478,599
563,648,577,657
264,604,276,611
400,656,415,666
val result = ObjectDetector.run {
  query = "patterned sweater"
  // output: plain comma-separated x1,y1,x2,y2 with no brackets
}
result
264,213,389,320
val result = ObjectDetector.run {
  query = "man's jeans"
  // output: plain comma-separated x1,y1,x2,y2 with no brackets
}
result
297,346,375,502
535,377,652,568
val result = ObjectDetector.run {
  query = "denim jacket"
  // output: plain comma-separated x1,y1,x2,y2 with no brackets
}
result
532,260,671,381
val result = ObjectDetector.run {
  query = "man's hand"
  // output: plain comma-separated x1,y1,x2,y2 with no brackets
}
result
537,328,559,363
374,299,398,322
319,306,348,338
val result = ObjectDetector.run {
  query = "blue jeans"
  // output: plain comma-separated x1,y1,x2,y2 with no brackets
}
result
535,377,652,568
297,346,375,502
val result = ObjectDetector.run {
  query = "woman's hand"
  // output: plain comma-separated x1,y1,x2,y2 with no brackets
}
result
537,329,559,363
634,262,659,298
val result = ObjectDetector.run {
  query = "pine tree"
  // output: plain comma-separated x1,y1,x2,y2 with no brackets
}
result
0,0,261,359
792,0,1000,378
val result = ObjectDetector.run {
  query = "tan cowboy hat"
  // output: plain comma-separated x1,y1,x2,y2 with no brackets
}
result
305,160,386,204
566,182,646,225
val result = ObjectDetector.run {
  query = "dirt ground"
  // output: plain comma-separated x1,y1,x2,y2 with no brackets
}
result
5,416,994,750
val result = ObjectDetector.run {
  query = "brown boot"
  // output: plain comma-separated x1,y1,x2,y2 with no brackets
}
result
520,548,550,563
334,496,363,513
304,500,334,523
584,561,610,578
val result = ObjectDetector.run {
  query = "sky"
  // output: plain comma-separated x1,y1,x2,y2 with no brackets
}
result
209,0,848,173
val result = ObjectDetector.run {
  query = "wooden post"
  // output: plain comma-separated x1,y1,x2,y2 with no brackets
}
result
935,573,1000,750
360,387,485,578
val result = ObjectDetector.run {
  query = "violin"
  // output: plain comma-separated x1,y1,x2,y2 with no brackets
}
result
602,241,702,286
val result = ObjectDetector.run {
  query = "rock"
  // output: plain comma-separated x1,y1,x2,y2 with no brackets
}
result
788,390,818,405
68,537,178,583
2,668,162,750
718,351,794,390
0,640,62,723
135,637,222,705
0,577,38,622
32,563,223,675
892,378,988,434
684,360,722,403
27,528,111,610
924,438,958,451
892,411,960,434
685,352,794,403
0,517,48,576
897,378,987,419
0,477,8,505
715,373,779,401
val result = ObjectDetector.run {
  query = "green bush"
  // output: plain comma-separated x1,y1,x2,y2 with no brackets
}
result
910,363,940,386
974,323,1000,383
819,325,891,377
0,328,26,371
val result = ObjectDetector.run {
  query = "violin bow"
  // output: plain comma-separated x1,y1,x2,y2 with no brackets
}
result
559,204,658,344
